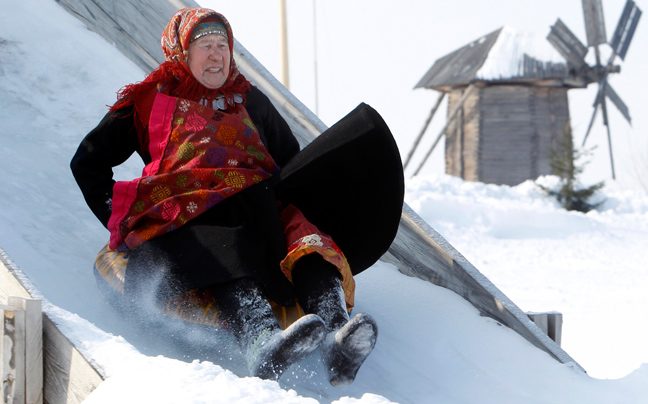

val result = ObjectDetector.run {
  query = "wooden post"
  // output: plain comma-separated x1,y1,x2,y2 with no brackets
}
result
528,312,563,346
278,0,290,89
458,105,465,179
8,298,42,404
0,304,26,404
0,252,103,404
403,92,446,170
412,84,477,177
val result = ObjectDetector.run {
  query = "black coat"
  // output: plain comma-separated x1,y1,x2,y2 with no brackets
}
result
71,89,404,306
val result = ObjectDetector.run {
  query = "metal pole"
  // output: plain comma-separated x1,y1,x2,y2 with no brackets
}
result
279,0,290,89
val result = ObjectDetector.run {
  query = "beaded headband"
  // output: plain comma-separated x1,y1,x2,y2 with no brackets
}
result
190,22,228,43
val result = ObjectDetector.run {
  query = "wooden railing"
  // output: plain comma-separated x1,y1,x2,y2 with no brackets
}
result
0,251,103,404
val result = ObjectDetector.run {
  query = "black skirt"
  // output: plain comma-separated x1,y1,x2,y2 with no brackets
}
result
125,181,295,306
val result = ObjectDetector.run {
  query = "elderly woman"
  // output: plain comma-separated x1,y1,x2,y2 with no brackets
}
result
71,7,402,385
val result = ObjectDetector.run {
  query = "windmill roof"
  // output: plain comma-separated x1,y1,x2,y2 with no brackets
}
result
415,26,582,90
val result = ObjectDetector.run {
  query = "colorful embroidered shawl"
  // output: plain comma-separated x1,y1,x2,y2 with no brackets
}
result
106,92,356,307
108,93,279,251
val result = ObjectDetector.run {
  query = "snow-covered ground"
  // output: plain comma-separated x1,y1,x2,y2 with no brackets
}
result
1,0,648,403
406,174,648,380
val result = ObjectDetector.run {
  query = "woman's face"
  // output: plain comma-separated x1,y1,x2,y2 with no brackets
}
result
187,34,231,89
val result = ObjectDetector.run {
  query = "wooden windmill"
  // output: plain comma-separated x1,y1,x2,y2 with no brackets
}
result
408,0,641,185
547,0,642,179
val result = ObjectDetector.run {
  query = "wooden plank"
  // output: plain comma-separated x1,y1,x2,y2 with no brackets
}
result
445,87,480,182
542,88,570,176
42,317,103,404
404,91,446,169
414,84,478,176
445,90,462,177
55,0,160,72
529,89,540,179
458,104,465,178
528,313,549,335
92,0,177,61
8,298,43,404
549,312,564,346
0,305,26,404
0,254,103,404
478,85,538,185
528,312,563,346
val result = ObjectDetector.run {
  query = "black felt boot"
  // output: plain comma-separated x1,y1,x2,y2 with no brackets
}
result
320,312,378,386
213,278,326,380
292,255,378,386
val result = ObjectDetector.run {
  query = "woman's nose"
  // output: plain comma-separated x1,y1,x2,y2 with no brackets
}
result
208,49,222,60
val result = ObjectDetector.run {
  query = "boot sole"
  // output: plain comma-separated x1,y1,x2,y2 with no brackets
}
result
252,314,326,380
324,312,378,386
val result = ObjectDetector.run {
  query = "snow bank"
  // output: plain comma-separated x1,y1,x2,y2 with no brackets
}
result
406,173,648,379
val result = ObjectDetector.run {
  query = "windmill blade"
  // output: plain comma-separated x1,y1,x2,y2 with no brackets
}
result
582,97,600,147
547,19,589,70
582,0,608,47
604,80,632,124
610,0,643,61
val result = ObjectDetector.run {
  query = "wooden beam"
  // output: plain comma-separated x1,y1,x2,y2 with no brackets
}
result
0,304,26,404
278,0,290,89
8,298,43,404
0,254,104,404
403,91,446,169
61,0,155,70
528,312,563,346
458,104,465,179
42,317,103,404
413,84,477,176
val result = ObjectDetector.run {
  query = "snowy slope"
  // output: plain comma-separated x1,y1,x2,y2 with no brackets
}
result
1,0,648,403
406,174,648,380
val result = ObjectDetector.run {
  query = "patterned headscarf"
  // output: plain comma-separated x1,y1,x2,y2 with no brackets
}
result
111,8,251,140
161,8,241,90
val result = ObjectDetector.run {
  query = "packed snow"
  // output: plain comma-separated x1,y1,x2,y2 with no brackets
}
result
1,0,648,403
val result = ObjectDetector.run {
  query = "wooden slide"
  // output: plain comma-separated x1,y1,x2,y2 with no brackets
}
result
9,0,584,402
55,0,583,371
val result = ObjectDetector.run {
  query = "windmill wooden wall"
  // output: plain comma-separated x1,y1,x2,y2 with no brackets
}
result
445,85,570,186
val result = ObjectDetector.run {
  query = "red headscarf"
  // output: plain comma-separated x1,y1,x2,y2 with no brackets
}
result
111,8,251,140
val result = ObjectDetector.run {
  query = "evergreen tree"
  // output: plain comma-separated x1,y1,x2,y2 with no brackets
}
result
537,122,604,213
